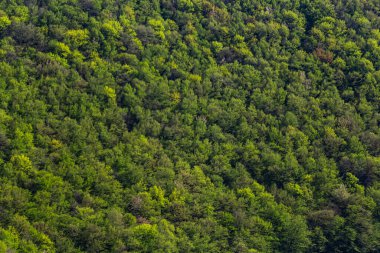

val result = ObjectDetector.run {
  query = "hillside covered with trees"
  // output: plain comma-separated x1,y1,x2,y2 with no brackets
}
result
1,0,380,252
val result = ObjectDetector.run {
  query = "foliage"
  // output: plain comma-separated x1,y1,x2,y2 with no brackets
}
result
0,0,380,252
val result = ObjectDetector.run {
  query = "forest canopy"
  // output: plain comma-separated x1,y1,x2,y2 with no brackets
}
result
1,0,380,252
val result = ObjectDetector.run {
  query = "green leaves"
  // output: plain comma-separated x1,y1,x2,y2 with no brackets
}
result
0,15,11,30
0,0,380,252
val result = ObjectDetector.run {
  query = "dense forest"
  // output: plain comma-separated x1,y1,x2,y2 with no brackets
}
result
1,0,380,252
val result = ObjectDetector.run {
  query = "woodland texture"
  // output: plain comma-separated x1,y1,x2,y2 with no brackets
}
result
1,0,380,252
